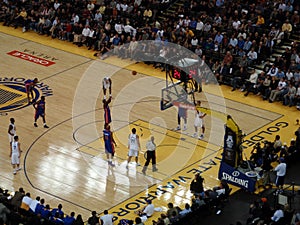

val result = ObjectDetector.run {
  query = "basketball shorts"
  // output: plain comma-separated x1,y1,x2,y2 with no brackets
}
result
128,149,138,157
11,153,20,165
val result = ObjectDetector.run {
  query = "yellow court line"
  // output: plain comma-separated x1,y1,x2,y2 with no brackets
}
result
78,119,221,157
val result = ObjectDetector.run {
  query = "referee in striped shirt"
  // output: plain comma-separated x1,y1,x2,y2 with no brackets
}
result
142,136,157,174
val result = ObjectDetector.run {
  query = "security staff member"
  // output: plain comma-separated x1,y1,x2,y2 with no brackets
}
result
142,136,157,174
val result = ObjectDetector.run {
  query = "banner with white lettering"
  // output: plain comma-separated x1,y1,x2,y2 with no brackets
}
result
223,125,237,167
218,162,256,192
222,115,243,168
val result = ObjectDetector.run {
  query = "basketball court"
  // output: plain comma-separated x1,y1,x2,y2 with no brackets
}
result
0,26,299,223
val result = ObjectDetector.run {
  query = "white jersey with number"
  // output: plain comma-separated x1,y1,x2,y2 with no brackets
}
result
128,134,138,150
8,123,16,142
11,141,20,165
103,77,111,90
12,141,19,155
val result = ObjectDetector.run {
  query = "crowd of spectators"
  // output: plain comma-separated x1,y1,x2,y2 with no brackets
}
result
1,0,300,225
1,0,299,108
0,187,84,225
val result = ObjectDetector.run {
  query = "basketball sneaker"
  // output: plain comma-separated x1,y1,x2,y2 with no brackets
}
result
199,134,204,140
183,125,187,131
175,125,181,131
34,123,38,127
192,133,197,138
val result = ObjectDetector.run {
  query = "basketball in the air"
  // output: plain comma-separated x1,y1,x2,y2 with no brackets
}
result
132,70,137,75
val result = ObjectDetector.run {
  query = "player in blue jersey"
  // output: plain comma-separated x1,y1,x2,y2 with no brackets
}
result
33,96,49,128
103,124,117,166
25,78,38,104
103,96,112,125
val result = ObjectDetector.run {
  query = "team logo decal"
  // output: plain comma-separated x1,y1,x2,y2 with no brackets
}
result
7,50,56,67
0,77,53,113
232,171,240,177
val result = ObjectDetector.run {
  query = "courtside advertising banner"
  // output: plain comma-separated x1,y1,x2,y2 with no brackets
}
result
218,161,256,192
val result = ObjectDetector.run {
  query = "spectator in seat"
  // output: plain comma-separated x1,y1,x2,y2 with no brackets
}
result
247,200,262,224
286,69,294,81
258,74,271,98
283,82,297,106
135,200,154,218
166,203,178,219
232,66,248,91
215,62,228,84
223,51,233,66
51,212,64,225
282,19,293,40
143,8,152,22
179,203,192,217
237,55,248,69
153,213,171,225
264,76,278,100
29,196,40,213
21,192,32,211
229,34,238,48
0,203,10,225
214,179,229,196
64,212,76,225
79,24,90,47
73,22,83,46
271,205,284,222
35,198,45,215
247,48,258,65
269,77,287,102
169,211,179,224
41,204,51,219
244,69,258,96
10,187,25,209
42,16,52,35
256,14,265,27
267,64,279,77
51,203,64,219
100,210,114,225
243,37,252,53
276,68,285,80
87,211,99,225
255,71,266,96
127,37,138,59
73,214,84,225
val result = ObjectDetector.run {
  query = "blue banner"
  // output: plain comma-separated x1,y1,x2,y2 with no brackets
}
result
218,162,256,192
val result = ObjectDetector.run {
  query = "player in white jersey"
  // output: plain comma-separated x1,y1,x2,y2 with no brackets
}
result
193,101,206,139
126,128,141,169
10,136,22,175
102,77,112,99
8,118,16,145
